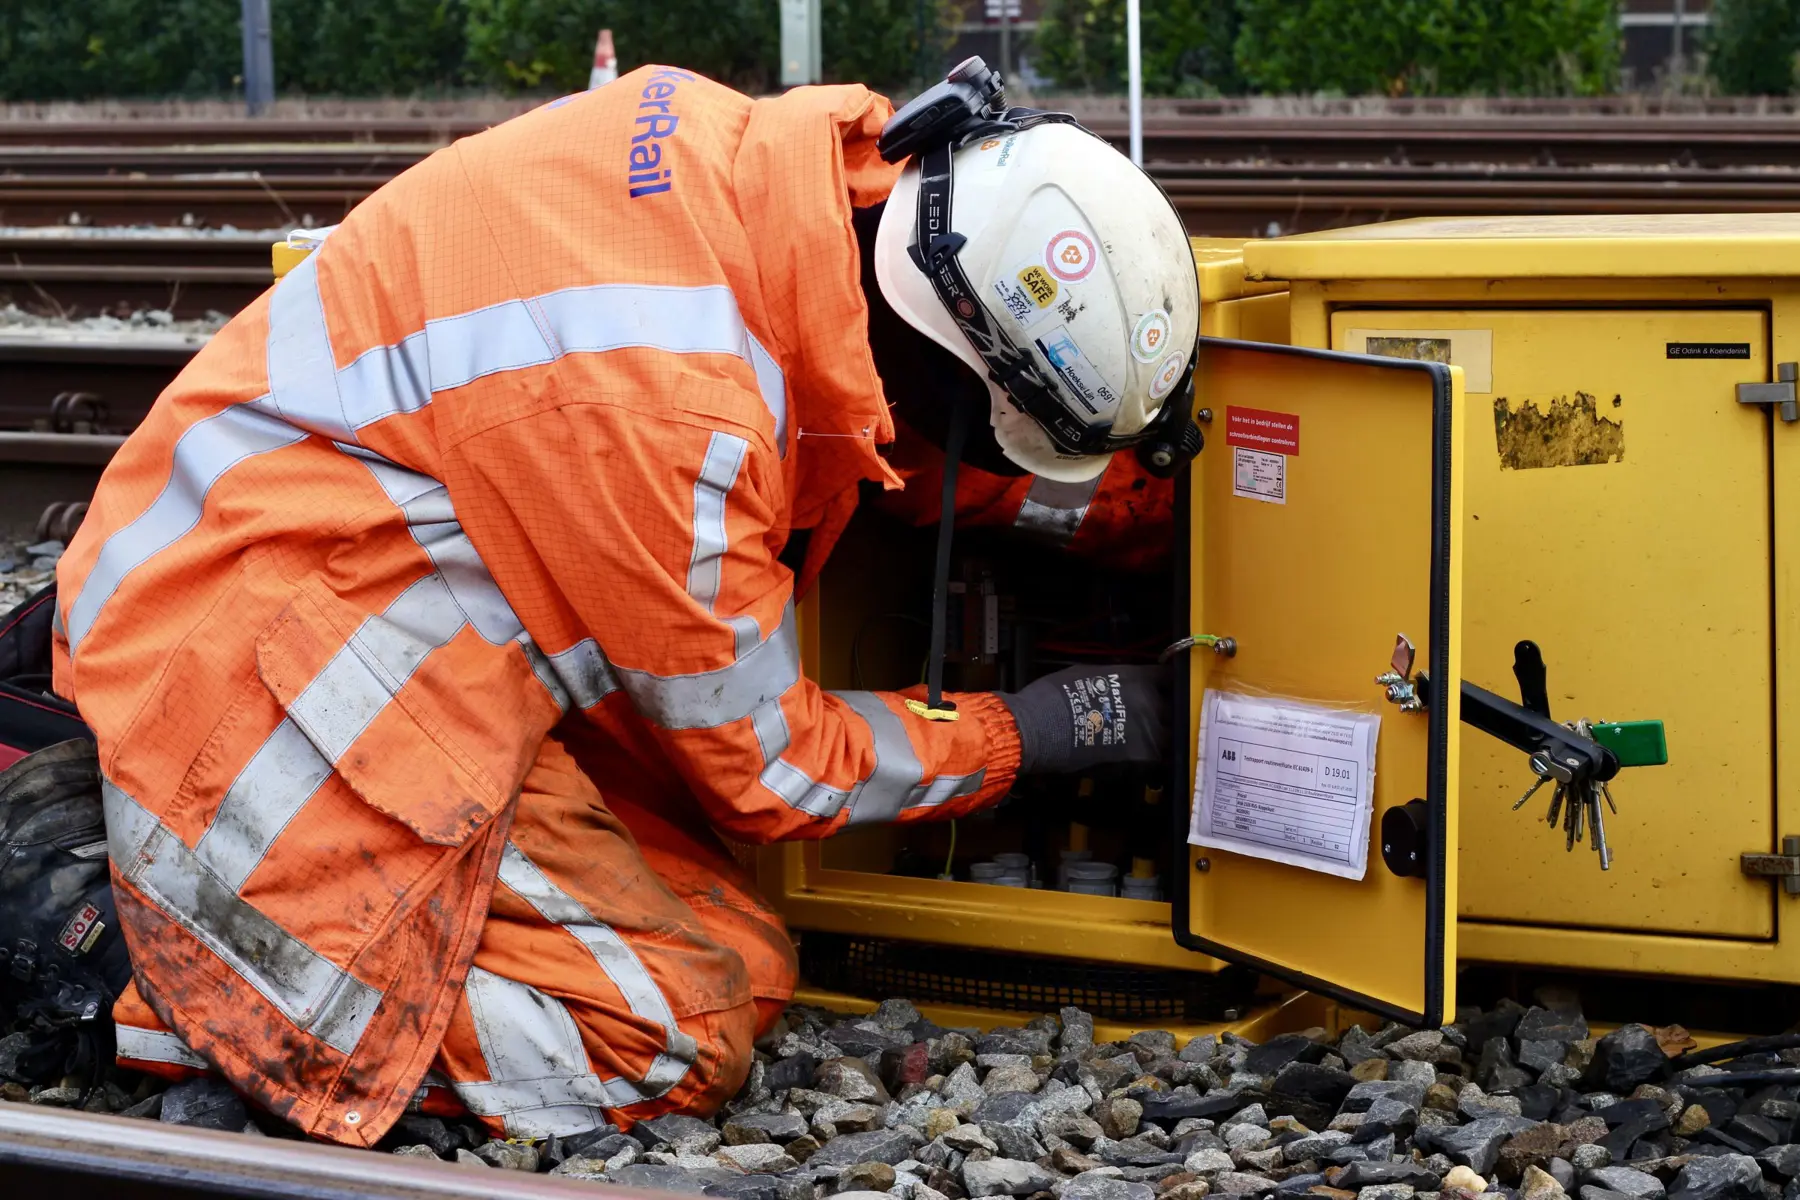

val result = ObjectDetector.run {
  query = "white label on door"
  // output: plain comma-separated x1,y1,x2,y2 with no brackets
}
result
1190,690,1380,880
1232,447,1286,504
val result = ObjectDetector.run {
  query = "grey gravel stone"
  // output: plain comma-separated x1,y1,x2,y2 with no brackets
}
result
1390,1032,1452,1063
1058,1174,1156,1200
610,1163,738,1192
1212,1171,1279,1195
1585,1168,1666,1200
1416,1118,1538,1175
808,1128,921,1168
159,1078,247,1132
473,1142,540,1171
964,1157,1060,1196
1516,1008,1589,1045
714,1144,798,1173
1186,1149,1237,1173
1338,1161,1445,1189
1574,1147,1615,1171
723,1112,810,1145
1347,1080,1431,1113
1668,1156,1764,1200
1758,1147,1800,1180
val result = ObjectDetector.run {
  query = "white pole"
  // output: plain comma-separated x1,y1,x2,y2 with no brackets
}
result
1126,0,1143,167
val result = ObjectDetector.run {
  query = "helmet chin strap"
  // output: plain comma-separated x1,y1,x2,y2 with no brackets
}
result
920,392,971,720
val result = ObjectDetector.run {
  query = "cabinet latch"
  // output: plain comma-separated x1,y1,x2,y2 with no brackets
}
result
1741,835,1800,895
1737,363,1798,422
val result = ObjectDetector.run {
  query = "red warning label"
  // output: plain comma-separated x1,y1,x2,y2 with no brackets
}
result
1225,406,1300,456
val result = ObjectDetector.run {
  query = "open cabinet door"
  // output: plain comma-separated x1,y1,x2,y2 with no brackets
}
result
1171,338,1463,1027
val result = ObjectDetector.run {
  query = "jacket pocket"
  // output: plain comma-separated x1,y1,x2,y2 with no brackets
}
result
254,578,525,848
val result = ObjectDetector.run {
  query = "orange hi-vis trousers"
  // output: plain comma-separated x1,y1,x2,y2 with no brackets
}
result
116,734,797,1134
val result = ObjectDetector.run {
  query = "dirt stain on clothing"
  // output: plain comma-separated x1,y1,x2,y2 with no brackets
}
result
1493,391,1624,470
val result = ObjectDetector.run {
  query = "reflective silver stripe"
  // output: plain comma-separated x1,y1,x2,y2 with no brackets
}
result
271,279,790,444
615,603,799,730
193,719,331,891
65,400,307,655
104,778,382,1057
339,331,431,432
427,299,556,392
267,253,356,443
745,332,787,457
685,432,747,615
115,1024,209,1070
833,691,926,825
1014,473,1104,546
753,700,852,818
832,691,986,825
455,966,638,1136
350,454,527,647
498,843,697,1079
545,639,619,711
284,574,469,762
50,603,64,639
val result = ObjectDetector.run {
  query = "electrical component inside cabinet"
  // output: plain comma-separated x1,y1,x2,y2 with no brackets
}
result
814,504,1176,902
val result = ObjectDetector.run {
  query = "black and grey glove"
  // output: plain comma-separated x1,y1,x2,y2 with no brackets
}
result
999,664,1169,775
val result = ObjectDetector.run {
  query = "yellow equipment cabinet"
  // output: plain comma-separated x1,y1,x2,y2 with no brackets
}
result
1242,213,1800,986
763,242,1478,1027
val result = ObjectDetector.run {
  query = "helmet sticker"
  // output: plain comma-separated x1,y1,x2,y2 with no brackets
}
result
1149,349,1188,401
976,133,1020,168
1131,310,1172,363
1045,230,1097,282
1033,324,1120,417
1017,265,1058,309
992,260,1063,333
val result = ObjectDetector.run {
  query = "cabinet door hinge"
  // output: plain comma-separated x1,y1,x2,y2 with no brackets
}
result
1740,835,1800,894
1737,363,1799,422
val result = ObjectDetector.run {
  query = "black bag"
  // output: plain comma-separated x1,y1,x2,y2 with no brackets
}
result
0,584,90,769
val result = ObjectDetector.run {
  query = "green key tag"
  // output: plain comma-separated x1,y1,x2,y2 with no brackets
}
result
1591,720,1668,768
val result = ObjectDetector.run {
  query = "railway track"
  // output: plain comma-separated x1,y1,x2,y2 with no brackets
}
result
0,229,273,319
11,162,1800,238
13,110,1800,169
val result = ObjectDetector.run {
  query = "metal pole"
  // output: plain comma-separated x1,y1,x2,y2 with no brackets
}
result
1671,0,1685,76
999,0,1011,80
1126,0,1143,166
240,0,275,117
780,0,821,86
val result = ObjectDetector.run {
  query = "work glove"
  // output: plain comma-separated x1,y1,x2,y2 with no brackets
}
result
999,664,1169,775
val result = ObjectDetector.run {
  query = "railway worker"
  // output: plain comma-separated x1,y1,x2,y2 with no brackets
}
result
21,59,1201,1145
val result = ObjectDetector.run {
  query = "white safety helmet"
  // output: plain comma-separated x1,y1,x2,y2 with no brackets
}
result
873,63,1201,482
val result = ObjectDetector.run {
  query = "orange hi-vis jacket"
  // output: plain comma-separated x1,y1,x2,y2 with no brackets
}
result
52,69,1020,1146
878,422,1177,572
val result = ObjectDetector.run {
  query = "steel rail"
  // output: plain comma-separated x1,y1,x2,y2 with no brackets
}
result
0,1102,624,1200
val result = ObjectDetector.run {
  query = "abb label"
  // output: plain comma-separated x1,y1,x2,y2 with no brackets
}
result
1225,406,1300,456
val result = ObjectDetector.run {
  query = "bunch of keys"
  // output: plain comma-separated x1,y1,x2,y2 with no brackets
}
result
1512,718,1616,870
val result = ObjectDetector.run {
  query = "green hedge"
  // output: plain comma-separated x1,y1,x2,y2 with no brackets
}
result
1706,0,1800,95
0,0,952,99
1036,0,1620,97
1035,0,1241,96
